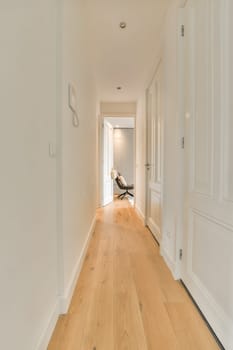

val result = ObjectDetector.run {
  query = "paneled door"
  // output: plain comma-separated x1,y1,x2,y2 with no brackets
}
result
102,120,113,206
146,62,163,243
182,1,233,348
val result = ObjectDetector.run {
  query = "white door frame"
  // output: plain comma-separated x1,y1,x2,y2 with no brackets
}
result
163,7,188,280
173,7,186,280
144,8,186,277
98,113,137,208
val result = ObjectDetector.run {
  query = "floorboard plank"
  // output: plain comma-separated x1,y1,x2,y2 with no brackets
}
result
48,199,220,350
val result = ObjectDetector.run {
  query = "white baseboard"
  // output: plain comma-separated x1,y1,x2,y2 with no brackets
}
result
148,217,161,244
35,301,59,350
135,205,145,224
35,214,96,350
59,214,96,314
160,245,179,280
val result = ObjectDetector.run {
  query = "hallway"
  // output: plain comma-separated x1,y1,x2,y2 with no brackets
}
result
1,0,233,348
48,200,219,350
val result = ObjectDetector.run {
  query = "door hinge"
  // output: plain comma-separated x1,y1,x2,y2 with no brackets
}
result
181,137,185,149
181,24,185,37
179,249,183,260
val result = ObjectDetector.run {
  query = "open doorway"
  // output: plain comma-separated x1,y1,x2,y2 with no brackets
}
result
101,116,135,207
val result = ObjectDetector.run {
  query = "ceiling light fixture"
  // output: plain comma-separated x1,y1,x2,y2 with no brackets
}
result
119,22,127,29
116,86,122,90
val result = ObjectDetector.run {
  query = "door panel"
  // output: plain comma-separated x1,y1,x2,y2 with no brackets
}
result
191,212,233,319
183,1,233,348
193,0,213,196
146,63,163,243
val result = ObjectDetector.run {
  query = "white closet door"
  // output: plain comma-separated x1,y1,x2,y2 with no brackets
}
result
182,1,233,348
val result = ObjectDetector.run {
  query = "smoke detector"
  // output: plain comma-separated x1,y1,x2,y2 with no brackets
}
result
119,22,127,29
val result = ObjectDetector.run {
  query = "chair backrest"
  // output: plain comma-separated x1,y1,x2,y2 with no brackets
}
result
115,175,124,189
115,174,128,189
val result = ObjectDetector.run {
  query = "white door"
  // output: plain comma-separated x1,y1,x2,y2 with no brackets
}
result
182,1,233,348
146,62,163,243
102,121,113,206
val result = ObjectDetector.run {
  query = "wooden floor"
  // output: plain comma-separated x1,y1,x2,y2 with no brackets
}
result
48,199,219,350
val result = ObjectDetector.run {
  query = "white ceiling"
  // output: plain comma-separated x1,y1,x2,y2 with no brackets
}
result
86,0,172,102
105,117,135,128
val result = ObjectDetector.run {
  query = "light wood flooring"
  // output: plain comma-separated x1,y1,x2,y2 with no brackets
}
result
48,199,220,350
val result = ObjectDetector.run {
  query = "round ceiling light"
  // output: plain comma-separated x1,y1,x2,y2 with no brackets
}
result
116,86,122,90
119,22,127,29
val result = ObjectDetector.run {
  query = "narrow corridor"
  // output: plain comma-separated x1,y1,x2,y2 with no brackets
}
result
48,200,219,350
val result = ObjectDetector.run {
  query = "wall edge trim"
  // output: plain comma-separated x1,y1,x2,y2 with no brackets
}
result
160,245,179,280
35,301,59,350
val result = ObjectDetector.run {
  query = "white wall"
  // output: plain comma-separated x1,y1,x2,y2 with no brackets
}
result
0,2,58,349
59,0,97,311
113,129,135,194
101,102,136,116
0,0,97,349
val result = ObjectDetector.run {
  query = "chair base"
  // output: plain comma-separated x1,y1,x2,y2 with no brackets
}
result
118,190,134,200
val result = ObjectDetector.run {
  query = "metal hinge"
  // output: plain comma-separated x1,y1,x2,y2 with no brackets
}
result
181,137,185,149
179,249,183,260
181,24,185,37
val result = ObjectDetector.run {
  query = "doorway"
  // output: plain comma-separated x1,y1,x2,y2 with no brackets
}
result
100,116,136,207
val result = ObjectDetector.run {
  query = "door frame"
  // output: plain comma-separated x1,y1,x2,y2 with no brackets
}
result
174,7,186,279
98,113,137,208
145,87,150,227
144,7,186,279
168,7,186,280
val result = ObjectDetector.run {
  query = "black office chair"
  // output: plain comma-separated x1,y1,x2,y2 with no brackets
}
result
115,173,134,200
